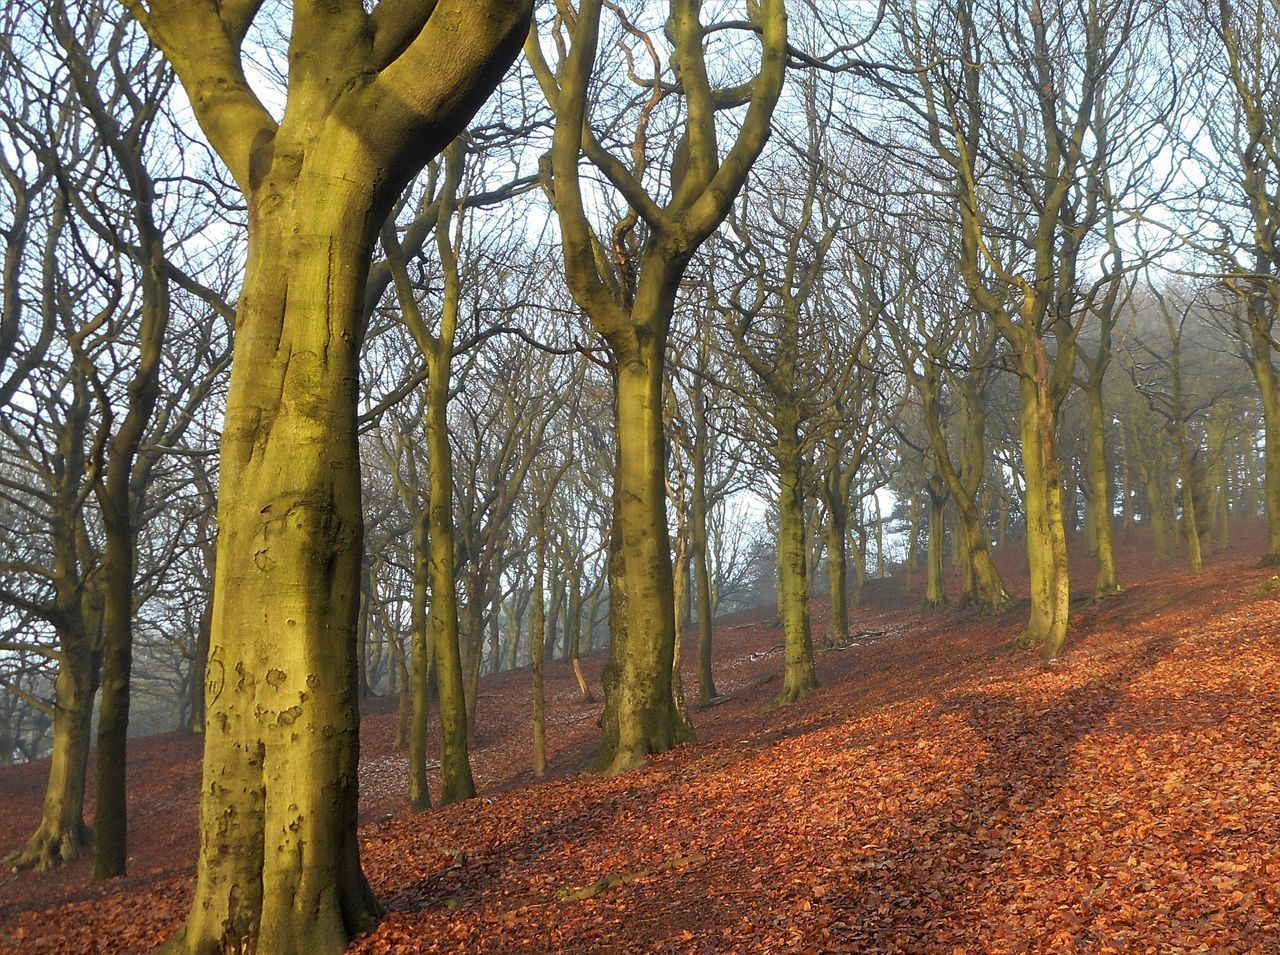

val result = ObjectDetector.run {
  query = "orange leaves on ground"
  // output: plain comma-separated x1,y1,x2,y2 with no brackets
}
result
2,529,1280,952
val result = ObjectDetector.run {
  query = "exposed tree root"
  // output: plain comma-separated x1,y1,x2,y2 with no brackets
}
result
4,822,90,872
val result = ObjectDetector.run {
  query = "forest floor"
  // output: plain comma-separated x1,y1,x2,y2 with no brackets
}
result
1,527,1279,953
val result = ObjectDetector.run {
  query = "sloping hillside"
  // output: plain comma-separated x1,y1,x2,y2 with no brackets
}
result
2,530,1279,953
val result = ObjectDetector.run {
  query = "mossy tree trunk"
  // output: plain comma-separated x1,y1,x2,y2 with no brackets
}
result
925,476,948,609
5,633,94,871
408,509,433,811
597,327,692,771
773,407,818,703
384,140,475,805
128,4,532,951
5,373,97,872
1084,379,1122,597
528,0,786,772
1017,363,1072,657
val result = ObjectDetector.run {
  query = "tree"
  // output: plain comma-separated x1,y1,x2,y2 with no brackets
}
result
117,3,533,950
892,0,1154,656
1186,0,1280,563
527,0,788,772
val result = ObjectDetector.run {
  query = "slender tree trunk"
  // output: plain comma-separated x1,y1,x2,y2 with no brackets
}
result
505,599,522,671
925,479,948,608
773,407,817,705
1175,424,1203,574
567,568,595,702
670,491,692,726
1248,309,1280,563
92,520,135,879
426,349,475,805
532,514,547,779
1119,425,1134,533
824,500,849,647
690,461,717,703
185,586,213,734
356,583,372,699
409,512,432,812
464,581,485,742
1084,381,1122,598
853,526,868,602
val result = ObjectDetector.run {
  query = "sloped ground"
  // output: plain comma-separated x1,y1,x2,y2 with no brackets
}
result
1,528,1279,953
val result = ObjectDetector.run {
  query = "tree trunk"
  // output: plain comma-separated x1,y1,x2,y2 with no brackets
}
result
409,512,432,812
773,407,817,705
690,490,717,704
597,337,692,774
92,522,134,880
824,500,849,647
532,515,547,779
464,580,485,742
671,516,691,726
426,350,475,805
567,568,595,702
505,598,523,671
925,479,948,608
4,641,93,871
185,587,213,734
921,381,1009,614
1084,381,1122,598
176,176,381,954
1175,424,1203,574
1247,307,1280,563
1018,376,1071,658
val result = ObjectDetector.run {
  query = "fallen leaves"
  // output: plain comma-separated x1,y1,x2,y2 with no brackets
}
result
2,529,1280,952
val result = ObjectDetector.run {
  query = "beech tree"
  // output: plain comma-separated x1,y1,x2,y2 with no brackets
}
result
527,0,788,772
114,2,533,951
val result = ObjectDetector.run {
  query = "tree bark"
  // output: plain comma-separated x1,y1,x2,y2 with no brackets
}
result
1084,380,1122,598
409,512,433,812
597,335,692,773
925,479,948,609
1017,374,1071,658
773,406,818,705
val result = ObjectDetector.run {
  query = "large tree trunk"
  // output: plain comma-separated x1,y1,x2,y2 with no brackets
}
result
597,335,692,774
773,407,817,705
177,173,380,955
